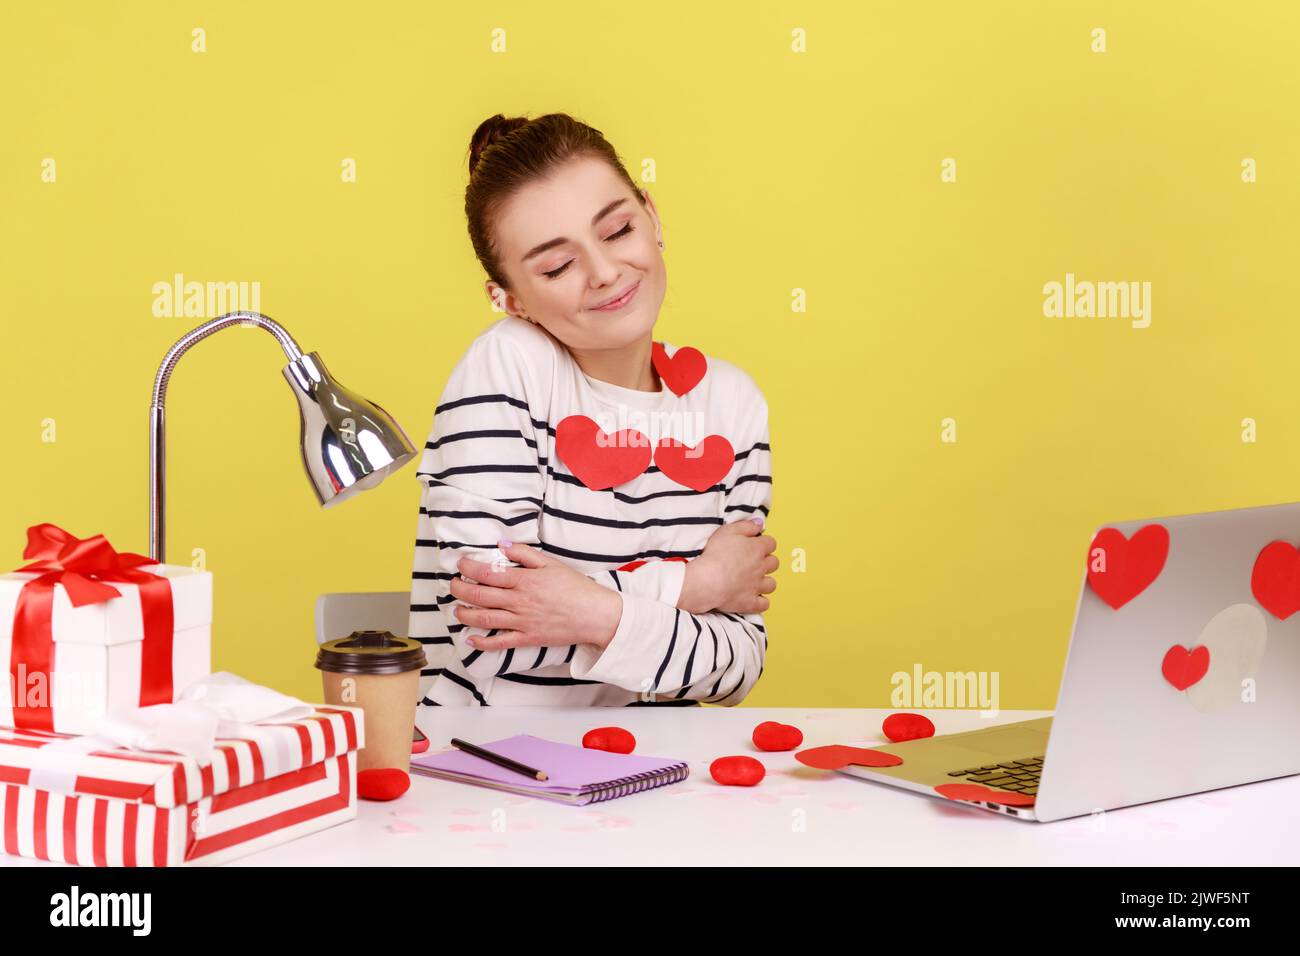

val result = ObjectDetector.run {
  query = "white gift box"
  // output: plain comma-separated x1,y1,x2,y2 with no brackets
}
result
0,705,363,866
0,564,212,735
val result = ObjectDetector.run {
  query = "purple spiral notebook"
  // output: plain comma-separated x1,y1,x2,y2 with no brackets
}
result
410,734,690,805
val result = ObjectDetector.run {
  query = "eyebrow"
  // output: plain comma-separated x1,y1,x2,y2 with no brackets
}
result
520,198,629,263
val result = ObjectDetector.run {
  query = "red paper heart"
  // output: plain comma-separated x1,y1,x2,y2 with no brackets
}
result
616,556,689,572
934,783,1036,807
582,726,636,754
1161,644,1210,691
794,745,903,771
652,342,707,396
556,415,652,490
1251,540,1300,620
654,435,735,492
752,721,804,752
1086,524,1170,609
358,768,411,802
882,713,935,743
710,755,766,786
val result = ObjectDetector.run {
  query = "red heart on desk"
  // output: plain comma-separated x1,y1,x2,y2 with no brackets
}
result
654,435,735,492
710,755,766,786
795,745,903,771
556,415,652,490
652,341,707,396
1161,644,1210,691
882,713,935,743
752,721,804,752
582,726,636,754
1086,524,1169,609
934,783,1036,807
1250,540,1300,619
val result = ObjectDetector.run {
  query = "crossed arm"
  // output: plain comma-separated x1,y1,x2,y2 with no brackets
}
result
407,333,775,702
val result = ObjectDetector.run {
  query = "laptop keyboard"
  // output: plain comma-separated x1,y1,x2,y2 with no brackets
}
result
946,757,1043,796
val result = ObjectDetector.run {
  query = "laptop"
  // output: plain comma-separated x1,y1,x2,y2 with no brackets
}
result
835,499,1300,821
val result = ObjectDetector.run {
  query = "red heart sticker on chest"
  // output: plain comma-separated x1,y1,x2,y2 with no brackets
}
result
1161,644,1210,690
556,415,652,490
654,435,735,492
1250,540,1300,620
1086,524,1169,609
651,342,707,396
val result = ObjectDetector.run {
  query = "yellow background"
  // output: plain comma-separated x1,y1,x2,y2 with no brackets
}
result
2,2,1297,708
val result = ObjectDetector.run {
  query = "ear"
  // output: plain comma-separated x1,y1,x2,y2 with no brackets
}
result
485,281,515,316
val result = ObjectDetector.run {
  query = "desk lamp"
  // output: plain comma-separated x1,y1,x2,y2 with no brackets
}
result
148,311,416,562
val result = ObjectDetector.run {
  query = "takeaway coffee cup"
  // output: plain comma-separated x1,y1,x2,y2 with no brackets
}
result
315,630,425,773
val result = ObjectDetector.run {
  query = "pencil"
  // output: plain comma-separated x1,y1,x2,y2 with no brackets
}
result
450,737,549,781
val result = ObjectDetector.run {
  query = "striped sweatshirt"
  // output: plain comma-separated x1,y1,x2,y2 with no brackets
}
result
406,315,773,706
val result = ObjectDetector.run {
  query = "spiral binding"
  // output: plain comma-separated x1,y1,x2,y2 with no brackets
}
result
582,764,690,804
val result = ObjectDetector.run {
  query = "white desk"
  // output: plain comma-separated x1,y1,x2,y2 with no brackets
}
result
224,706,1296,866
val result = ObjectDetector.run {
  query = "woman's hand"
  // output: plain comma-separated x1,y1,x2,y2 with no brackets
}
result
450,540,623,652
677,516,778,615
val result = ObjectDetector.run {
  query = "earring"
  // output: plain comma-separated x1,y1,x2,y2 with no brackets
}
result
657,240,664,248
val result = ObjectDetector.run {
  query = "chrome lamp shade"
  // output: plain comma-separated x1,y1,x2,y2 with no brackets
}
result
284,351,417,508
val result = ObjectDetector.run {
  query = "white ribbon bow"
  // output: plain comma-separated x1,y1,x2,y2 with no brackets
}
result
25,672,315,793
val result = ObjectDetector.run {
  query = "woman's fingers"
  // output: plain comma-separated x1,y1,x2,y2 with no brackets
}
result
449,574,517,610
453,603,522,632
762,554,780,574
457,555,520,586
467,632,527,655
749,595,771,613
758,576,777,595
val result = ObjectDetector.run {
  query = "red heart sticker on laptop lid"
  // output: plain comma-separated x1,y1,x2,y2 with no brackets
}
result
1161,644,1210,691
1250,540,1300,620
1086,524,1169,609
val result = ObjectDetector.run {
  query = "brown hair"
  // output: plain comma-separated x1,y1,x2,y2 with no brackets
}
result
465,112,645,290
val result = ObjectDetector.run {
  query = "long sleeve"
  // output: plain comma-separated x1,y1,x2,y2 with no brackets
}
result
567,399,773,704
407,328,692,695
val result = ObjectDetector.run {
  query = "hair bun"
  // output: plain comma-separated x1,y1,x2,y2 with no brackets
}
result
468,114,531,178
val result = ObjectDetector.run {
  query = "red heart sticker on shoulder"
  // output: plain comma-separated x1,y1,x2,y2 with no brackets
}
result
1161,644,1210,690
934,783,1036,807
654,435,734,492
1251,540,1300,620
1086,524,1169,609
795,745,903,770
651,342,707,396
556,415,652,490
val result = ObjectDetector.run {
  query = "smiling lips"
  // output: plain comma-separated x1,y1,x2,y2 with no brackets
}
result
590,280,640,311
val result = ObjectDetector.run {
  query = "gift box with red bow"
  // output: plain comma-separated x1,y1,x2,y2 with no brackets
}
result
0,523,212,735
0,703,362,866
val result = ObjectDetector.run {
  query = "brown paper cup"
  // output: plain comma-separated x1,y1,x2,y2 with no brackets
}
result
315,631,425,774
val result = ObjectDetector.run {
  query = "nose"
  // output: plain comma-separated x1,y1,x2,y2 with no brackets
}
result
588,240,623,289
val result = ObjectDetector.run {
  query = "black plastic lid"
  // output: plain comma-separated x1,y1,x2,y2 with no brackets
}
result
315,630,426,675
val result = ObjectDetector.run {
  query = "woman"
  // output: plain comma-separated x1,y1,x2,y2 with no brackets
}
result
407,112,777,707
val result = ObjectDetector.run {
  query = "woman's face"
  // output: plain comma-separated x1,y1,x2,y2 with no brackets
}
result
486,155,666,351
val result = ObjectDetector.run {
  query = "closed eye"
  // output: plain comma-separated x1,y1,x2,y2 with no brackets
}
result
543,222,636,279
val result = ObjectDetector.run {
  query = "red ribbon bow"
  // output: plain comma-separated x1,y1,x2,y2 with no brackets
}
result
8,523,175,730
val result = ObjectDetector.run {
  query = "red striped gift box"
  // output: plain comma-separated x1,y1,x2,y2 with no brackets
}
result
0,705,363,866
